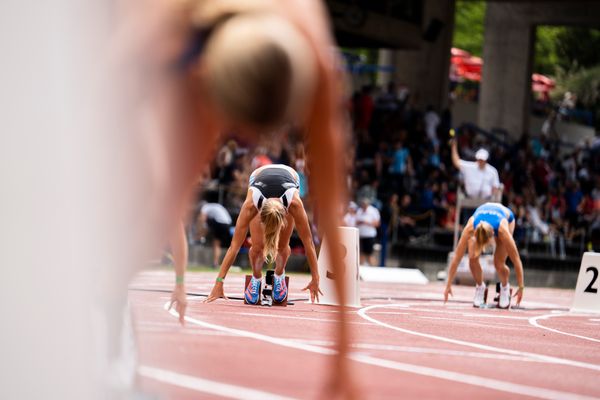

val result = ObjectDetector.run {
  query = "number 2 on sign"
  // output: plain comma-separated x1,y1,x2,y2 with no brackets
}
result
584,266,599,293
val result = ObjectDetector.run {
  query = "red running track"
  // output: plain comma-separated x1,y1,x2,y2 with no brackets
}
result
130,270,600,400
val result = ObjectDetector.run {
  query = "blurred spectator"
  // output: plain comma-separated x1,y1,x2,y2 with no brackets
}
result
379,194,399,266
355,85,374,140
198,203,233,268
343,202,358,227
424,105,440,149
251,146,272,170
396,194,418,243
292,144,309,198
389,139,413,194
356,197,380,266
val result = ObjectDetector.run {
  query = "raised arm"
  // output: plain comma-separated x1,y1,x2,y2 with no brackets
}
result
451,137,461,170
498,223,525,305
205,193,257,302
289,195,322,302
445,218,474,302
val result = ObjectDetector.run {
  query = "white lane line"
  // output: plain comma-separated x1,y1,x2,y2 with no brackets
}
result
357,304,600,372
165,301,334,356
229,312,373,325
293,340,548,363
165,302,596,400
139,365,297,400
136,327,237,337
529,314,600,344
460,313,530,320
414,316,523,329
351,354,597,400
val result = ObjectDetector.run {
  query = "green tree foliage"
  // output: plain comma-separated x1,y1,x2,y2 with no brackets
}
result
534,26,562,75
552,65,600,109
554,27,600,71
454,4,600,76
536,26,600,75
453,0,486,56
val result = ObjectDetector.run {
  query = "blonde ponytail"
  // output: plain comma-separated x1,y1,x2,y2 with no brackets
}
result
474,223,492,256
260,199,286,262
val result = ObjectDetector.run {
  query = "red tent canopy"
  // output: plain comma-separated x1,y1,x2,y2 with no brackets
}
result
450,48,555,92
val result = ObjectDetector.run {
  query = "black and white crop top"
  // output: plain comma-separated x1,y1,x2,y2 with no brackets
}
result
249,164,300,210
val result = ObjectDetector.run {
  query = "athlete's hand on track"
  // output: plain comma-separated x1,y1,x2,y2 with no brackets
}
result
513,286,524,306
205,281,228,303
303,278,323,303
169,284,188,325
443,285,453,303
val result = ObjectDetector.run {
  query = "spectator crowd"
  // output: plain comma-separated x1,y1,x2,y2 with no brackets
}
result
189,82,600,266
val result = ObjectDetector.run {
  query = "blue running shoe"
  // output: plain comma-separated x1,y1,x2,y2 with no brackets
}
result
244,276,261,304
273,274,288,303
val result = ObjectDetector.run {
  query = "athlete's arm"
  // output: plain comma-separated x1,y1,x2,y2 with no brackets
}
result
169,221,189,324
445,218,474,302
498,221,524,305
289,195,322,303
450,138,461,170
205,192,257,302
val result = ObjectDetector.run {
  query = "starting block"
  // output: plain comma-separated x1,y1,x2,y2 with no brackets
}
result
244,270,289,307
571,252,600,313
480,282,512,309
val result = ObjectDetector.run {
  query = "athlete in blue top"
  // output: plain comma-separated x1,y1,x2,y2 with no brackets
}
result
445,202,524,308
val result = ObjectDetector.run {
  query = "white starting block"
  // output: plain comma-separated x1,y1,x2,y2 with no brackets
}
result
447,252,497,285
571,252,600,314
316,227,361,307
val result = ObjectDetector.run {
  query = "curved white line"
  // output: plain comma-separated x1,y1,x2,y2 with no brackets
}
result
357,304,600,372
529,313,600,343
139,365,297,400
163,301,596,400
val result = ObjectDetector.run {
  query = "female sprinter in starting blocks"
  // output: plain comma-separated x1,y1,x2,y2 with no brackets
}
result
444,202,525,308
205,164,322,304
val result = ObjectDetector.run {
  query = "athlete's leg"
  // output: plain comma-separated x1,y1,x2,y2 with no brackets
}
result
493,243,510,286
274,213,295,275
467,237,484,285
249,215,265,279
212,239,221,268
494,220,515,286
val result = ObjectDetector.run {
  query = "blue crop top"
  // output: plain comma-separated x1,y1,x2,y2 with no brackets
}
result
472,203,515,236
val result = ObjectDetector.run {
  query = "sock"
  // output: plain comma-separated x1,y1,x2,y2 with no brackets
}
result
251,275,261,282
274,272,284,279
501,283,509,289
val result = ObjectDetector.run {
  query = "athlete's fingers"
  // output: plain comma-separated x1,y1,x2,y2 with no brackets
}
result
178,303,186,325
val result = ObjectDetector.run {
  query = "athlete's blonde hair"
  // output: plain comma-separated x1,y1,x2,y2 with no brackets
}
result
260,199,287,262
474,223,493,257
202,12,316,128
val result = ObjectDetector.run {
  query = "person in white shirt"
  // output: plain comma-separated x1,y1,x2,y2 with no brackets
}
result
424,105,440,149
199,203,233,268
451,140,501,199
343,201,358,227
356,198,381,266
